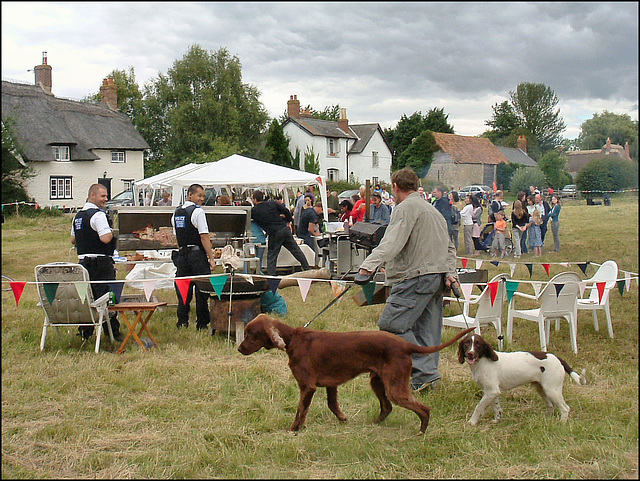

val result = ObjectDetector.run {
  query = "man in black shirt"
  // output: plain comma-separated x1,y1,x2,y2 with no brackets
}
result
298,200,323,253
251,191,312,276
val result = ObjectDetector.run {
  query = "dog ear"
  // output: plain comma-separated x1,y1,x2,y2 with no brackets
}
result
485,342,499,362
267,325,286,350
457,340,466,364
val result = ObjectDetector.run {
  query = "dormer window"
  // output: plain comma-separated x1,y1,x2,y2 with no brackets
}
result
52,145,70,162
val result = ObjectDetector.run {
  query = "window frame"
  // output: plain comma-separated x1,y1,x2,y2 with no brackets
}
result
327,168,339,182
372,151,379,168
52,145,70,162
111,151,126,163
50,176,72,200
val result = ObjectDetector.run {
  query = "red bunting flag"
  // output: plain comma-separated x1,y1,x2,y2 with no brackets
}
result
488,281,499,306
542,264,551,277
316,176,323,186
596,282,606,304
10,281,27,306
175,278,192,304
461,258,468,268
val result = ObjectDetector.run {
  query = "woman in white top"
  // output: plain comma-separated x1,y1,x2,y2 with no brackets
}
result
460,194,475,256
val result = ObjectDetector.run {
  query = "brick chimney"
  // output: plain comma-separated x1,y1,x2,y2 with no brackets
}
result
517,135,527,153
287,94,300,119
34,51,52,94
338,108,349,133
624,141,631,160
604,137,612,152
100,77,118,111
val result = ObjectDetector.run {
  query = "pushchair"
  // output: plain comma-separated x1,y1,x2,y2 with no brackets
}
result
479,223,513,256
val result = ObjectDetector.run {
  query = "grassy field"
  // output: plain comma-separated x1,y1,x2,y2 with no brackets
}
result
2,194,638,479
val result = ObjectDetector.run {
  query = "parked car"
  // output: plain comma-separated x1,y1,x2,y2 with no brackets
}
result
105,190,134,207
338,189,361,202
560,184,577,198
458,185,493,196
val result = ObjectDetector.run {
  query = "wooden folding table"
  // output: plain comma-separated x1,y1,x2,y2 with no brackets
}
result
108,301,167,354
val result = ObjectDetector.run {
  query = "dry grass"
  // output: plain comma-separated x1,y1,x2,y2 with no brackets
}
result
1,194,638,479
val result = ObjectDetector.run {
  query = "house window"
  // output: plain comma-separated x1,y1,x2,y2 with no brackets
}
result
327,138,340,157
52,145,70,162
372,151,379,168
111,151,125,163
50,176,72,200
123,179,134,191
327,168,339,182
372,177,379,187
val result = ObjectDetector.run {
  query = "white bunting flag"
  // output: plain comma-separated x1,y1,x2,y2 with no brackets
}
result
297,278,312,302
143,279,158,302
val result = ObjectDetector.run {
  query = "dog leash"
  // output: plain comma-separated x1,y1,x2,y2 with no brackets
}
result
304,270,354,328
451,282,471,329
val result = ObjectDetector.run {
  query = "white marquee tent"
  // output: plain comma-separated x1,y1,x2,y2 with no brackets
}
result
166,154,328,220
132,162,210,206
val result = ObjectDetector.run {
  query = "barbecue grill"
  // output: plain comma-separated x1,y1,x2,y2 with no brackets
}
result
348,222,387,250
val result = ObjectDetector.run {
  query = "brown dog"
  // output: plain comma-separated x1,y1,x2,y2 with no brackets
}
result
238,314,474,434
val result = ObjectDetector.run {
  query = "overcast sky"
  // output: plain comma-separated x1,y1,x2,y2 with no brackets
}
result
2,2,638,139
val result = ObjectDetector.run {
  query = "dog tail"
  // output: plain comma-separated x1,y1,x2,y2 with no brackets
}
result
558,356,587,385
411,327,475,355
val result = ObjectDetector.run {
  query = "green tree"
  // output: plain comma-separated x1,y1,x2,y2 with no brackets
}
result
2,121,34,203
576,111,638,160
576,157,638,193
303,146,320,174
265,119,295,169
536,150,573,190
134,44,269,175
508,166,547,196
395,130,440,175
384,108,454,169
279,104,341,124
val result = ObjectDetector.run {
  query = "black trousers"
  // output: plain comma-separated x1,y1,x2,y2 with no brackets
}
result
266,225,311,276
79,256,120,336
174,248,211,327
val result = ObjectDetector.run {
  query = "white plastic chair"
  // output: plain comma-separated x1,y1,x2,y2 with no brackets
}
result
576,260,618,339
443,273,510,350
35,262,114,353
507,271,581,354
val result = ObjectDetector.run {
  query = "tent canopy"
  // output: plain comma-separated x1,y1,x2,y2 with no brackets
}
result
169,154,328,220
132,162,209,205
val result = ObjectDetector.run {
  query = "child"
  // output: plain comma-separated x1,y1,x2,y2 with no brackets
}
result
528,208,543,256
491,210,509,257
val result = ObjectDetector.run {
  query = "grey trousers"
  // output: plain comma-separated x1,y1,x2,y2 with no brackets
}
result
463,224,474,255
378,273,444,385
551,220,560,251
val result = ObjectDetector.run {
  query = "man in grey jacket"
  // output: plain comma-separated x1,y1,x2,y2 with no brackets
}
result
358,168,459,392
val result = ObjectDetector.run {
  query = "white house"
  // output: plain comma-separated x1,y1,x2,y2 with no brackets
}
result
1,53,148,208
282,95,392,185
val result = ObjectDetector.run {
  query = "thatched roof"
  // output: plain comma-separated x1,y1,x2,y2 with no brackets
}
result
1,80,149,162
432,132,509,165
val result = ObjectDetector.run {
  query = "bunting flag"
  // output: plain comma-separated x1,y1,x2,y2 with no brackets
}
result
525,264,533,278
578,263,589,275
238,274,254,285
330,280,348,298
142,279,157,302
579,281,587,298
488,281,499,306
596,282,606,304
532,282,542,297
505,280,519,302
475,260,483,269
278,184,287,193
362,282,377,304
617,280,625,297
316,176,323,186
542,264,551,277
108,281,125,303
461,283,474,300
210,275,228,300
267,277,281,294
560,262,569,268
509,263,516,278
490,260,500,267
10,281,27,306
297,278,312,302
74,281,89,304
554,283,565,298
43,282,59,305
175,278,192,304
461,258,468,268
625,272,631,291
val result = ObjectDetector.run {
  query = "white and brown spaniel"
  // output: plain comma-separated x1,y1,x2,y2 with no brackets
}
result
458,333,586,425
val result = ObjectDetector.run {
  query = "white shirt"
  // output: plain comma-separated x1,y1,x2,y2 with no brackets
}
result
171,201,209,235
460,203,474,226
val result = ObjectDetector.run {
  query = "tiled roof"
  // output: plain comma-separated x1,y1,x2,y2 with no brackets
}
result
285,117,356,139
432,132,509,165
496,146,537,166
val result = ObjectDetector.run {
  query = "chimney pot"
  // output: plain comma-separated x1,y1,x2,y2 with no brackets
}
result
34,53,52,94
287,94,300,119
338,108,349,133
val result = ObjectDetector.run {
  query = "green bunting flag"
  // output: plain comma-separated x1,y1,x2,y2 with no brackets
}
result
209,275,228,300
362,282,377,305
617,280,625,297
505,280,519,302
43,282,59,305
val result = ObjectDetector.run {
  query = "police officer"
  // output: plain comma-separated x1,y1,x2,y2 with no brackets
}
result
71,183,122,341
171,183,216,330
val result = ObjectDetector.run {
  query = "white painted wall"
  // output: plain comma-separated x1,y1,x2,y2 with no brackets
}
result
24,149,144,208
